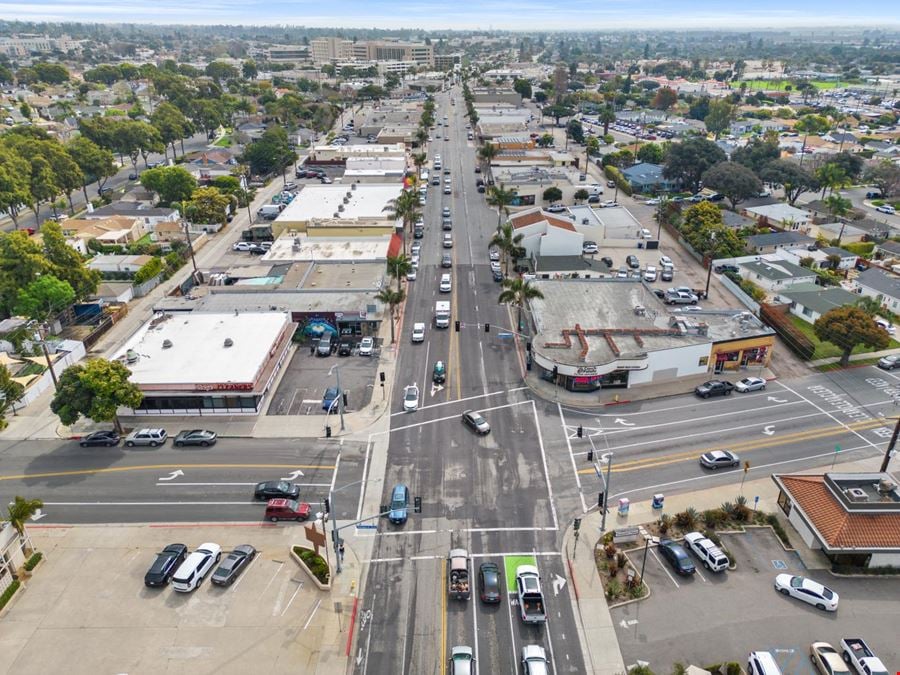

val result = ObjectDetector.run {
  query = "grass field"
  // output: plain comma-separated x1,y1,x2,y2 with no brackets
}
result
736,79,840,91
789,314,899,360
213,135,233,147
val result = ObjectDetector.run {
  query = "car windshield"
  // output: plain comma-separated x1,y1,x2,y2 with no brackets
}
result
821,587,833,599
790,576,803,588
273,482,289,492
391,496,405,510
405,389,416,400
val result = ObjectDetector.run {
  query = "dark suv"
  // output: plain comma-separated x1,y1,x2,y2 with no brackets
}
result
144,543,188,587
694,380,734,398
338,340,353,356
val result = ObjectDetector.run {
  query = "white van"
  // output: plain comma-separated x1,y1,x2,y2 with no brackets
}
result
411,323,426,343
747,651,782,675
683,532,729,572
171,543,221,592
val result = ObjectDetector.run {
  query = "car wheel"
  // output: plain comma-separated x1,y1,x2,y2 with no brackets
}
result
150,441,159,447
760,384,766,390
816,603,825,611
80,442,87,447
691,300,697,305
107,442,115,447
126,441,134,447
703,560,710,569
201,441,209,447
269,516,279,522
711,464,718,470
703,393,710,399
175,441,183,447
779,588,789,595
725,390,731,396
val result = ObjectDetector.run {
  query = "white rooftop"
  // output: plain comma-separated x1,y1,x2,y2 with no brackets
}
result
116,312,290,386
276,183,403,222
261,235,392,263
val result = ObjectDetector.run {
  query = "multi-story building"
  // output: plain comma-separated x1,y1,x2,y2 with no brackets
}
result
0,34,81,57
433,53,463,71
310,37,352,65
265,45,310,63
311,37,432,68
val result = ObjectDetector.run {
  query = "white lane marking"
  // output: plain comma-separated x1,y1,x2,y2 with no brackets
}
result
421,340,430,400
694,566,707,583
357,436,373,522
42,501,260,506
532,399,559,531
470,551,562,559
303,598,322,630
558,402,588,513
261,561,284,595
385,386,529,419
650,549,680,588
155,482,333,487
330,452,340,495
464,526,557,533
569,392,797,417
389,399,532,433
281,469,306,480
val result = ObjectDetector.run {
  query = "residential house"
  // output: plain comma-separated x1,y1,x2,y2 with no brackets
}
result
773,283,860,323
60,216,147,247
812,221,868,244
738,259,817,292
87,254,154,276
721,210,756,231
855,267,900,314
186,149,239,184
853,218,896,241
824,131,858,146
89,282,135,304
745,231,816,254
804,199,865,223
84,203,179,233
874,240,900,261
621,163,677,193
744,203,812,231
509,207,584,259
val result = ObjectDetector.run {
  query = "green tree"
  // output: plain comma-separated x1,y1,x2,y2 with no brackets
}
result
536,133,554,148
19,101,32,120
487,185,518,230
815,162,848,199
543,186,563,203
701,161,762,209
15,274,75,319
731,136,780,175
66,136,117,203
814,306,890,367
6,495,43,541
478,142,499,171
681,202,746,257
513,78,532,99
242,60,258,80
864,159,900,198
651,86,678,110
490,221,524,277
761,159,819,205
0,145,32,230
140,166,198,206
375,287,405,344
794,114,831,166
241,125,296,178
663,137,727,193
704,99,735,140
386,254,413,292
636,142,664,165
574,188,590,203
192,99,225,137
50,359,144,433
32,62,69,84
830,151,864,180
184,186,231,224
598,105,616,136
498,278,544,332
0,231,51,317
205,61,239,83
150,101,192,160
0,364,25,430
384,189,421,255
40,221,101,301
566,119,584,144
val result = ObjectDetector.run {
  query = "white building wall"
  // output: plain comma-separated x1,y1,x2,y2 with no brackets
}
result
788,507,819,549
857,285,900,314
628,342,710,386
868,552,900,567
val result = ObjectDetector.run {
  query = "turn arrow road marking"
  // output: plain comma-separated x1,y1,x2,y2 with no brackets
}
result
767,396,788,403
552,573,567,596
158,469,184,481
280,470,306,481
614,418,635,427
762,425,775,435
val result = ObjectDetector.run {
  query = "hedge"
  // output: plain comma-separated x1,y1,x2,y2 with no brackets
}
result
133,257,164,286
293,546,330,584
23,551,43,571
603,165,632,196
0,580,20,611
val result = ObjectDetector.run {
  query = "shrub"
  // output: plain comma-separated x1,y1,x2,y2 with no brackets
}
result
607,561,619,577
674,507,699,531
605,543,618,559
657,514,671,535
725,662,742,675
616,552,627,569
628,666,656,675
703,529,722,545
606,578,622,599
0,580,20,611
133,257,164,286
23,551,43,571
703,509,726,529
733,495,751,522
293,546,330,584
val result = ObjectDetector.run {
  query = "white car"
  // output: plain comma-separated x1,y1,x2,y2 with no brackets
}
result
875,318,896,334
644,198,661,205
358,337,374,356
410,255,420,268
599,200,618,208
735,377,766,392
406,268,417,281
232,241,251,251
875,204,895,214
774,574,839,611
639,228,653,239
411,323,426,342
124,428,168,447
659,255,674,267
582,241,599,254
673,305,703,312
643,265,658,282
403,384,420,412
440,273,452,292
521,644,549,675
171,542,221,592
489,248,501,261
546,204,567,214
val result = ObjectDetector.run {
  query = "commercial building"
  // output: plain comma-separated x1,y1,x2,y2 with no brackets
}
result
0,34,81,56
510,208,584,258
273,183,403,237
310,37,432,67
307,142,407,164
490,166,595,207
310,37,352,64
264,45,310,63
433,53,463,71
772,472,900,569
527,279,774,392
116,311,295,415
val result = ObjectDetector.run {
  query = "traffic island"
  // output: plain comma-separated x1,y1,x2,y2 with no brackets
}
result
291,545,331,590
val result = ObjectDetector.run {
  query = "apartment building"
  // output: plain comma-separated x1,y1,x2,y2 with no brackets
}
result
0,34,81,57
311,37,432,67
265,45,310,63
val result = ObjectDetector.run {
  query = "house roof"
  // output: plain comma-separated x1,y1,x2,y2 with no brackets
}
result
819,246,856,258
721,210,755,229
778,475,900,549
876,240,900,256
621,162,663,181
89,203,178,218
740,259,813,281
746,231,815,248
745,203,811,223
777,284,859,315
857,267,900,301
510,209,576,232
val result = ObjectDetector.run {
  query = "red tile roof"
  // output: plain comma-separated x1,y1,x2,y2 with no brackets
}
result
780,475,900,549
510,210,576,232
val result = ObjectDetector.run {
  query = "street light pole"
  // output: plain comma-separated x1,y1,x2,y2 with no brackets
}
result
334,365,346,431
599,453,614,532
880,416,900,473
35,323,59,390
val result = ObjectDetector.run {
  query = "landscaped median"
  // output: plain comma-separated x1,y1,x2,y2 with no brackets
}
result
291,545,331,590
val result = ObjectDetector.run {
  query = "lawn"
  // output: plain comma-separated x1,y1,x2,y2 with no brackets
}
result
213,135,233,147
789,314,899,360
735,79,840,91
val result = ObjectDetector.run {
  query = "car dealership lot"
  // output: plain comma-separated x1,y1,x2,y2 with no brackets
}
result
0,524,337,674
612,528,900,672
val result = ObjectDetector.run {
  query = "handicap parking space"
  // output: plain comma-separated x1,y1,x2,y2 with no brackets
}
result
267,343,380,416
612,528,900,672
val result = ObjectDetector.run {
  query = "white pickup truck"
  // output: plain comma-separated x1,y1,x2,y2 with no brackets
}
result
515,565,546,624
841,638,888,675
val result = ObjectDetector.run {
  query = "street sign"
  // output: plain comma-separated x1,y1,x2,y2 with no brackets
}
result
497,332,513,338
613,526,640,544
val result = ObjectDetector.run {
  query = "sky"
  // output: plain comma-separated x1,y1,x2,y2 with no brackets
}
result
5,0,899,30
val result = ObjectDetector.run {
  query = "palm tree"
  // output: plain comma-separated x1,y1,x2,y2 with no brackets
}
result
384,189,421,255
486,184,517,230
816,163,847,199
7,495,43,551
824,194,853,245
414,127,428,147
599,105,616,136
478,142,499,175
386,254,413,292
412,152,427,177
498,277,544,333
585,135,600,171
856,295,882,317
490,222,525,277
375,287,406,344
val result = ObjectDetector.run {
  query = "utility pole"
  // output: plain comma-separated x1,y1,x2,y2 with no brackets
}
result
600,453,613,532
335,365,346,431
880,416,900,473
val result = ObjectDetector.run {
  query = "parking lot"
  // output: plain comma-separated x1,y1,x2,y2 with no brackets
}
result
612,528,900,672
1,525,339,674
268,342,380,416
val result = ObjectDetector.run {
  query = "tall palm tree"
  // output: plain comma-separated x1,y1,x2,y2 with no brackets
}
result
414,127,428,147
490,222,525,277
478,142,499,175
386,254,413,292
824,194,853,244
498,278,544,333
486,185,517,230
412,152,427,177
816,163,847,199
384,189,421,255
599,105,616,136
7,495,43,551
585,135,600,171
375,287,406,344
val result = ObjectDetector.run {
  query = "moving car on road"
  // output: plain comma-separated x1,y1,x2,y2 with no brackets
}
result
253,480,300,501
388,484,410,525
171,542,221,592
173,429,217,447
124,428,168,447
144,543,188,587
211,545,257,586
462,410,491,435
322,386,341,412
448,646,474,675
264,498,311,522
478,562,501,603
695,380,734,398
735,377,766,393
657,539,696,575
522,645,550,675
773,574,839,611
699,449,740,470
403,384,420,412
432,361,446,384
412,322,426,342
79,430,120,447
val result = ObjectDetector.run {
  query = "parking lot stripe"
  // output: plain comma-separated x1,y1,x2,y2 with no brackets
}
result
261,561,285,595
303,598,322,630
230,554,258,591
650,549,680,588
281,580,304,616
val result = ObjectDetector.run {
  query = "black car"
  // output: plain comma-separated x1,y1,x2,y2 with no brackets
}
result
211,545,257,586
248,244,266,255
714,264,739,275
652,288,666,299
338,340,353,356
694,380,734,398
441,254,453,268
144,543,188,587
600,256,614,268
478,562,501,603
79,430,120,447
658,539,696,576
173,429,218,447
626,254,640,269
253,481,300,501
128,172,139,180
492,269,504,282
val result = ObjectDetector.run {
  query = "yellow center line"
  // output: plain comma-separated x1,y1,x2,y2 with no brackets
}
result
577,418,886,475
0,463,336,481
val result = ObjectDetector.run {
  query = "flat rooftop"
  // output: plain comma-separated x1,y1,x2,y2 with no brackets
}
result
115,312,290,386
196,291,381,316
276,183,403,223
262,236,392,263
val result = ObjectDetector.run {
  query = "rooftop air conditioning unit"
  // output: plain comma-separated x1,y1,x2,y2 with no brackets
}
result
877,479,897,494
845,487,868,502
162,339,173,349
333,212,340,218
338,204,345,212
582,218,589,225
351,183,357,190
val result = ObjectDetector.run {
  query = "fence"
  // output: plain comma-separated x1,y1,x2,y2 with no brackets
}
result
718,274,761,315
759,303,815,360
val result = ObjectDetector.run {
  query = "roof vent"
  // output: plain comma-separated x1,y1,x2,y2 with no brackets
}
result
338,204,345,212
351,182,357,190
582,218,589,225
845,487,868,502
162,339,173,349
333,212,340,218
125,349,139,364
877,479,897,494
224,338,233,348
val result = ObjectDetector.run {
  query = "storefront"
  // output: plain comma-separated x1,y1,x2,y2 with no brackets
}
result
710,336,774,374
536,359,640,392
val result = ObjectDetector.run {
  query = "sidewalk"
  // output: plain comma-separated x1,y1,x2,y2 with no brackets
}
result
562,452,891,675
810,347,900,367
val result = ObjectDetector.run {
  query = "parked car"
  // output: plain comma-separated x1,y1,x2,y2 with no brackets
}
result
253,480,300,501
338,340,353,356
600,256,614,268
626,254,640,269
478,562,501,603
173,429,217,447
124,428,168,447
546,204,567,214
583,241,599,254
211,545,257,586
79,430,120,447
657,539,696,575
489,248,501,261
748,651,783,675
358,337,375,356
665,290,699,305
492,269,504,282
658,255,673,267
735,377,766,393
714,263,739,274
877,354,900,370
144,543,189,587
875,204,895,214
809,642,850,675
699,449,740,470
322,386,341,412
403,384,420,412
233,240,253,251
695,380,734,398
683,531,729,572
264,498,311,522
171,542,221,592
773,574,839,611
462,409,491,435
316,333,335,356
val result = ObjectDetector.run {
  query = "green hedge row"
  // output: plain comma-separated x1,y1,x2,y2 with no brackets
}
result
0,580,21,611
23,551,42,571
293,546,330,584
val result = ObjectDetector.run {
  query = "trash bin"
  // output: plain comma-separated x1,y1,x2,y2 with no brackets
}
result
617,497,630,516
652,493,665,510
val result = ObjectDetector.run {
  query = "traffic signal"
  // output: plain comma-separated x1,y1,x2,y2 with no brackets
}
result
323,497,330,514
414,496,422,513
577,425,583,438
552,365,559,379
526,341,532,352
325,425,332,438
455,320,460,332
573,517,582,531
587,449,594,462
379,371,386,383
598,491,605,508
342,392,349,407
484,323,490,332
